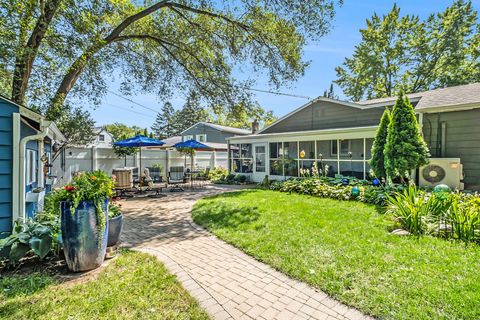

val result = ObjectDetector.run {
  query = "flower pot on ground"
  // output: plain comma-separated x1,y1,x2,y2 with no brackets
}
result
107,202,124,247
61,200,109,271
58,171,115,272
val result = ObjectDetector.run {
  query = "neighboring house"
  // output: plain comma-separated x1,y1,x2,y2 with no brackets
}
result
178,122,251,150
0,95,65,236
227,83,480,190
86,127,114,148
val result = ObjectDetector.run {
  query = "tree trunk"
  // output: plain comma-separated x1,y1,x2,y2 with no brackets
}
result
11,0,62,104
48,42,106,119
46,0,171,118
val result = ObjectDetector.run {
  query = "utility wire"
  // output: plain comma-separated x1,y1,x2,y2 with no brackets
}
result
114,42,312,103
107,89,161,113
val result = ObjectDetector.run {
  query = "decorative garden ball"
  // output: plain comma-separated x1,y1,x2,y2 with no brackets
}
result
351,186,360,197
433,184,451,194
372,178,380,186
341,178,349,185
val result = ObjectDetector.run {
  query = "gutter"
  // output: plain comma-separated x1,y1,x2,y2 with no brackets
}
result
18,119,50,221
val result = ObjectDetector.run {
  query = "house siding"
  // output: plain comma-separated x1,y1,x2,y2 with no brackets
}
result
0,100,18,235
182,123,239,143
261,101,387,134
423,109,480,189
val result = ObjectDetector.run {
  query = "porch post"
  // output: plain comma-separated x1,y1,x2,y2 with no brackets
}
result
363,138,366,180
337,140,340,175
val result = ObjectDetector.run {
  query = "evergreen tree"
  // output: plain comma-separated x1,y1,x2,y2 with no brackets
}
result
384,94,430,180
323,83,338,99
151,102,177,138
175,92,210,132
370,108,391,179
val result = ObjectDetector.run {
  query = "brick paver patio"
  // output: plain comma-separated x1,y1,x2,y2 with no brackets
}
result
121,184,371,320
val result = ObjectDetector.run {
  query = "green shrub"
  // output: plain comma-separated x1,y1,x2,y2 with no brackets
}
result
0,219,56,265
447,193,480,242
208,167,228,182
386,184,442,235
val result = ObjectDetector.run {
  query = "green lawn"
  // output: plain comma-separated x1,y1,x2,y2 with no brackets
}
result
192,190,480,320
0,250,209,320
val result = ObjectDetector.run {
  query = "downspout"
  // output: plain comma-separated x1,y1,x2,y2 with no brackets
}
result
12,114,20,222
18,120,50,221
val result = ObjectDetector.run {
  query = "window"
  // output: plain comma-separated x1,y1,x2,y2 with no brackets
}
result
331,139,350,156
230,143,253,173
196,134,207,142
183,135,193,141
26,149,36,185
98,134,105,142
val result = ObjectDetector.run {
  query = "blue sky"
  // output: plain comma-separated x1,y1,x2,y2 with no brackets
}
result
91,0,478,129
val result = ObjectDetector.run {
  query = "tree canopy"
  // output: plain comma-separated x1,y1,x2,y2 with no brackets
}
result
0,0,341,120
335,0,480,101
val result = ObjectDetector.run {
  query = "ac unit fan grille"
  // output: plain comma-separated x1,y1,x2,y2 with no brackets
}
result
422,165,446,183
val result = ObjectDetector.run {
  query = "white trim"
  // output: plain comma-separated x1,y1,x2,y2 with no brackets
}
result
228,126,378,143
358,96,422,108
196,134,207,142
19,121,50,220
415,102,480,114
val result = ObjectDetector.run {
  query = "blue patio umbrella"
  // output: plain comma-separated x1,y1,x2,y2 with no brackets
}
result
173,139,211,150
173,140,212,181
114,135,164,179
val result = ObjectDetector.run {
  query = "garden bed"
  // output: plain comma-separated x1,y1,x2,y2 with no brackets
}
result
192,190,480,320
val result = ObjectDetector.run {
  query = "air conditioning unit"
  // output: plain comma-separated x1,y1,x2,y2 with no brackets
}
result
419,158,464,190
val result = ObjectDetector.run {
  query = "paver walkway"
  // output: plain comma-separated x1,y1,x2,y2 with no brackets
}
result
121,185,371,320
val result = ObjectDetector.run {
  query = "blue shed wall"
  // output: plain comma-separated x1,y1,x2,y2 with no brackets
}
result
0,100,18,236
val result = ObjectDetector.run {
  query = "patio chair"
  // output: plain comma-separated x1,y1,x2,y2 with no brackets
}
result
168,166,186,192
143,168,167,198
112,168,134,198
195,167,210,188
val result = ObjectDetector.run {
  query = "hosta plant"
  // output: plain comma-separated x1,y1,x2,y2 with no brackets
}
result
0,219,54,265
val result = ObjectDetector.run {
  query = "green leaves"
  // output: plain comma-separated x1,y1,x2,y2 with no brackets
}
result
336,0,480,100
384,94,430,180
0,219,56,264
370,108,391,179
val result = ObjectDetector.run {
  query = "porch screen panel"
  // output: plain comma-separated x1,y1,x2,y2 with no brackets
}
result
299,141,315,159
231,143,252,173
283,142,298,176
365,138,374,160
318,160,337,176
269,142,283,176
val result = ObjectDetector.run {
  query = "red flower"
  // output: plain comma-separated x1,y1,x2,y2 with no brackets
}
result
64,185,75,192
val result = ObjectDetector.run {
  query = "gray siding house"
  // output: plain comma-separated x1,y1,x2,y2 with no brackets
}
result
228,83,480,190
162,122,251,150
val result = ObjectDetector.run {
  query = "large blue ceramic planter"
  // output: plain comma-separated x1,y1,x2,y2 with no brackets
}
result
60,200,109,272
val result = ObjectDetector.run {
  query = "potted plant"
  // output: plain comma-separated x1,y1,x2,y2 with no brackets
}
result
58,171,114,272
107,201,123,247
